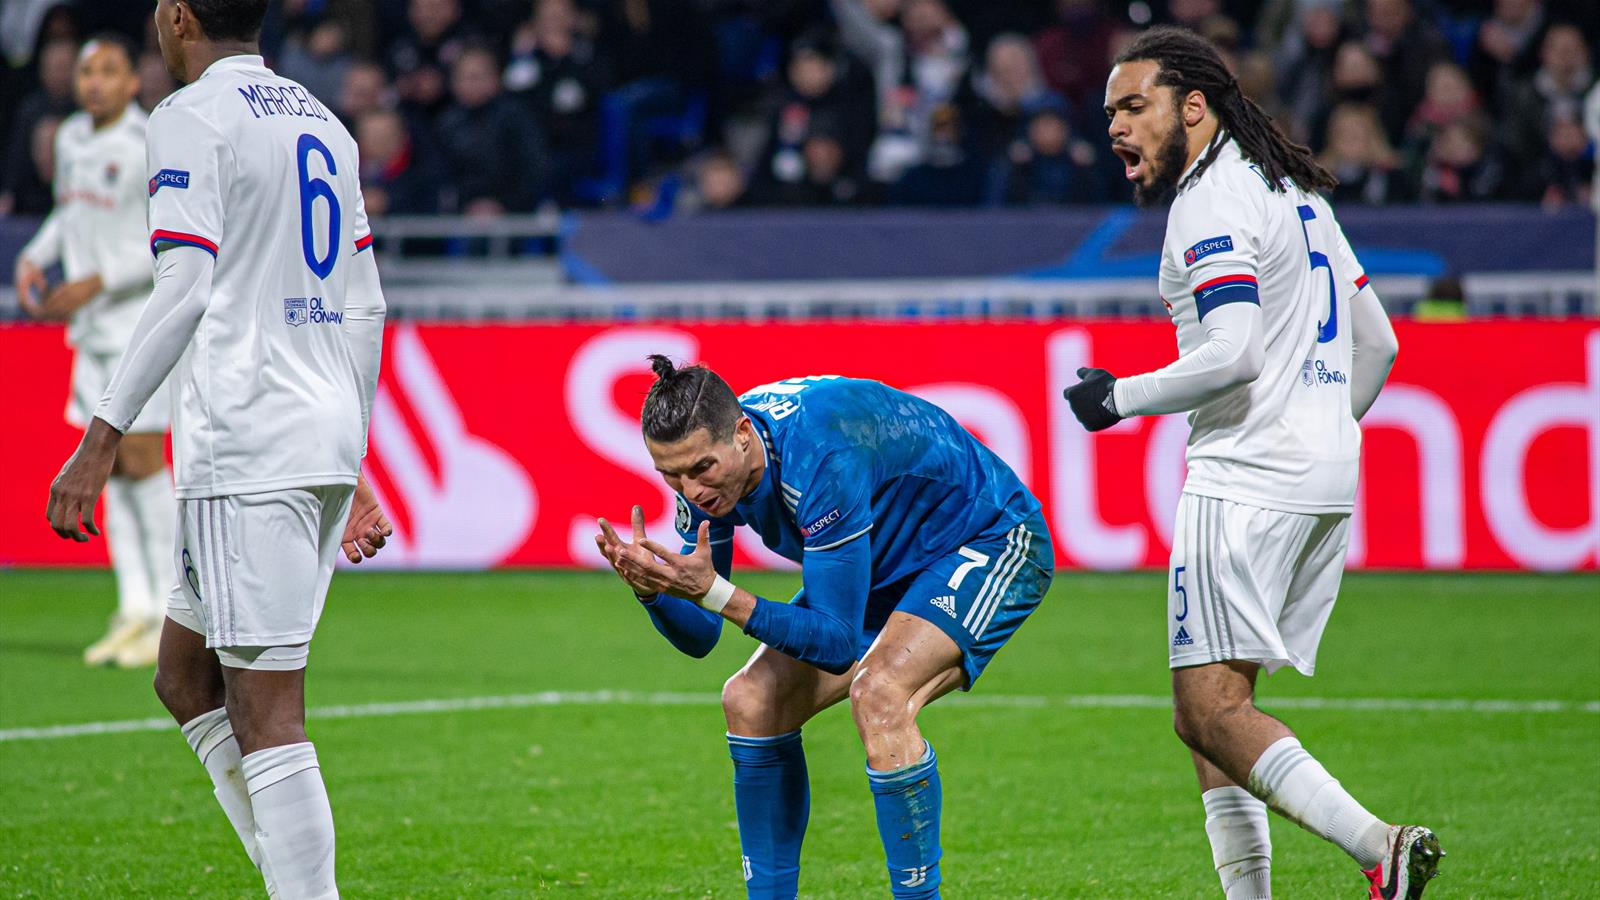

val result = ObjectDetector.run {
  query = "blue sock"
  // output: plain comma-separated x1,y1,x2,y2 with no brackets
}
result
867,741,942,899
728,731,809,900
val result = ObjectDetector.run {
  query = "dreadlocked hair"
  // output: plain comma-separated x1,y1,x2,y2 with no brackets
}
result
640,355,743,444
1115,26,1336,195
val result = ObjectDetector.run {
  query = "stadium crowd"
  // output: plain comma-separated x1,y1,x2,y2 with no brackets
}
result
2,0,1596,218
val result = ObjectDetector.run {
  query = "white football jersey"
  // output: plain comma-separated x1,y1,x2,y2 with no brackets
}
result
1158,139,1368,514
140,55,374,499
20,105,154,354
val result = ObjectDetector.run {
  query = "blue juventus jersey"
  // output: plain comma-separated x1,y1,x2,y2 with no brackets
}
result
673,376,1041,588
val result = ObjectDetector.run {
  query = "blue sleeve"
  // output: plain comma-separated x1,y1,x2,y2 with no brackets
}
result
741,450,874,674
743,533,871,674
638,495,735,658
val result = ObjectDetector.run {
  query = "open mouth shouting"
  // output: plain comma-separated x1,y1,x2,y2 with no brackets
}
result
1113,142,1145,183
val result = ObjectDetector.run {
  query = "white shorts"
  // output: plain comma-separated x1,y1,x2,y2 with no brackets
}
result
1167,493,1351,676
67,348,171,433
165,485,354,670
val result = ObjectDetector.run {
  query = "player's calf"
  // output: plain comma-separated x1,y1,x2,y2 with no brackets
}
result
1172,662,1293,785
1202,785,1272,900
722,667,810,899
850,615,965,900
224,665,339,899
154,620,274,892
721,647,850,899
867,742,942,900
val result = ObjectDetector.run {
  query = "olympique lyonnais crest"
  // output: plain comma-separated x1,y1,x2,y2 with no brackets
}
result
105,162,118,185
284,297,309,326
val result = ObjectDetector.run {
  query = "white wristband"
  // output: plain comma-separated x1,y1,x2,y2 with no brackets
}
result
699,575,736,614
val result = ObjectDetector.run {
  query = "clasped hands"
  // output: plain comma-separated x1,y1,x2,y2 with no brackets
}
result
595,505,715,603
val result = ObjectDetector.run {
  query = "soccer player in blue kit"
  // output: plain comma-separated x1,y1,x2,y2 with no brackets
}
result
594,356,1054,899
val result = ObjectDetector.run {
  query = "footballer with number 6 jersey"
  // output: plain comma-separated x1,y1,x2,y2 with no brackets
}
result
594,359,1053,900
1062,28,1440,900
46,1,390,897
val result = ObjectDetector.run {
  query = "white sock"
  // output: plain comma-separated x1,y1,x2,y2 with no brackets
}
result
1202,786,1271,899
103,476,153,621
127,468,178,620
1247,737,1390,869
243,742,339,900
181,708,276,894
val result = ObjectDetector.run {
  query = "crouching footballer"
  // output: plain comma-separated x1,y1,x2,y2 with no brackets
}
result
594,357,1054,899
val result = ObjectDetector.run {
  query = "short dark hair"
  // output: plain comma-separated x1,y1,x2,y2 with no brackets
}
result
184,0,270,43
1115,26,1336,195
82,32,139,68
641,355,743,444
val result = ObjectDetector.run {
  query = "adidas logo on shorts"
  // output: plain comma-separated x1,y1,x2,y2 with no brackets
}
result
1173,625,1194,647
930,595,957,618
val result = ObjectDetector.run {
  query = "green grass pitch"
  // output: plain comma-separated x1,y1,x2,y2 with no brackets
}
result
2,570,1597,898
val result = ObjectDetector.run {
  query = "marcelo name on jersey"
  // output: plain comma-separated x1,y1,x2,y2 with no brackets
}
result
237,82,331,121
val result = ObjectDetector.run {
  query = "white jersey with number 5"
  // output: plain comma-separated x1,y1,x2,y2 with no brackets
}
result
1156,138,1369,514
142,55,374,499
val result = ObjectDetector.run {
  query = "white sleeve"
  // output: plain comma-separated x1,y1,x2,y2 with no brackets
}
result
1113,301,1265,416
1348,287,1398,421
343,201,386,453
19,208,63,269
93,247,212,432
19,127,67,267
1116,185,1266,416
146,105,229,259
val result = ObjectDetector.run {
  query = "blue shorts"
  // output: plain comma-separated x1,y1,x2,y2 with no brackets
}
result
860,511,1054,689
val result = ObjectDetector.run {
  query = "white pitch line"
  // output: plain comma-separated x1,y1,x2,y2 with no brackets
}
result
2,690,1596,743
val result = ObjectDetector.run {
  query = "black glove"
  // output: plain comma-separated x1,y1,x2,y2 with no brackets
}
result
1063,367,1122,432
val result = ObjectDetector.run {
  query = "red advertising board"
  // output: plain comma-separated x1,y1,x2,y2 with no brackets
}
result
2,321,1594,570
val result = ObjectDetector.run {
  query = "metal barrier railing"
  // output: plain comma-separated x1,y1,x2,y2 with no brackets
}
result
1,213,1592,322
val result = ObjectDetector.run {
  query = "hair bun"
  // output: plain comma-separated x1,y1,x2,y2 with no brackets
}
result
648,354,677,380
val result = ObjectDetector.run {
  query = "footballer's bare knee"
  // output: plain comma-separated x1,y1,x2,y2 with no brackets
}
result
721,667,817,736
721,668,772,734
154,621,224,723
1175,691,1241,746
1174,661,1260,738
223,666,308,754
847,665,914,734
1173,704,1203,751
723,645,848,736
154,666,224,724
849,663,944,771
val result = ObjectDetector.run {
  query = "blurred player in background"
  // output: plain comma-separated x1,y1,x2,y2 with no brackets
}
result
13,33,173,668
46,1,389,896
1063,27,1439,900
596,359,1053,900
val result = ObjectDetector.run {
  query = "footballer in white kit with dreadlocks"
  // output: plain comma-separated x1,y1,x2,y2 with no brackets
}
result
1062,26,1444,900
